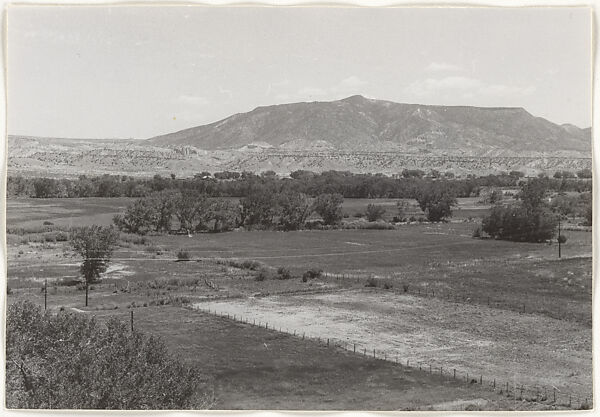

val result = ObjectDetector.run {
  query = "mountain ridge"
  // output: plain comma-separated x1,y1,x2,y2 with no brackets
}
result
147,95,591,156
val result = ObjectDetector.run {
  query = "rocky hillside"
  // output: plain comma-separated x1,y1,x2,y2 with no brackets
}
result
148,95,591,156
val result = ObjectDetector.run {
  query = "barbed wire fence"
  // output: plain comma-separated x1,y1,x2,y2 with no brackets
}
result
193,304,592,411
320,271,592,326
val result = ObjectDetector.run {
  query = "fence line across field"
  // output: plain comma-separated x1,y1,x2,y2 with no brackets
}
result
193,305,591,410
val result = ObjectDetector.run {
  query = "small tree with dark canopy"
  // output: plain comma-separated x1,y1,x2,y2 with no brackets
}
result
278,191,313,230
482,178,557,242
313,193,344,225
70,225,119,306
365,204,386,222
6,301,209,409
415,182,457,222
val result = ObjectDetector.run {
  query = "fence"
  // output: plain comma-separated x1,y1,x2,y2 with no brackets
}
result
320,271,592,326
193,304,592,410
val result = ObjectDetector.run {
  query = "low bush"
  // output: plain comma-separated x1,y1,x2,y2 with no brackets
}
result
365,277,378,288
472,225,482,238
557,234,568,244
176,250,191,261
255,268,272,281
302,268,323,281
277,267,292,280
220,259,262,271
145,245,162,254
43,221,54,226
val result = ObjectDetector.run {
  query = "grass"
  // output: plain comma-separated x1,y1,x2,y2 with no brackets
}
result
85,305,554,411
5,196,592,410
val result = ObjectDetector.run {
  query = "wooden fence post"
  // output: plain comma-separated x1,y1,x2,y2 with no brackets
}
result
353,344,356,353
453,369,456,379
130,310,134,332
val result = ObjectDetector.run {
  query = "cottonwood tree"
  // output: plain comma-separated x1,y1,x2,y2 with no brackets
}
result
113,198,157,235
207,199,239,232
365,204,386,222
278,191,313,230
173,191,209,232
415,182,457,222
148,190,177,232
6,301,209,409
240,184,279,228
313,193,344,225
482,179,557,242
70,225,119,306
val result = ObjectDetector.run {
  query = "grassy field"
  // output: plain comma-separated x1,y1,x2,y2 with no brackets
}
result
85,305,564,411
5,196,593,410
197,289,592,402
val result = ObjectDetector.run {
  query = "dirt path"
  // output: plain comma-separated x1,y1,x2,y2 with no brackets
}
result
194,289,592,401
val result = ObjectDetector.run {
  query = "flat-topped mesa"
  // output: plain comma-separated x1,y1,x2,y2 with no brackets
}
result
146,96,590,155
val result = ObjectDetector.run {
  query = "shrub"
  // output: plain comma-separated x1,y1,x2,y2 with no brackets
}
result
365,204,386,222
313,193,344,225
354,212,364,218
145,245,162,254
176,250,191,261
472,225,482,238
482,205,556,243
222,259,262,270
255,268,271,281
302,268,323,280
43,221,54,226
6,301,209,409
557,234,568,244
276,267,292,280
402,283,409,293
365,277,378,287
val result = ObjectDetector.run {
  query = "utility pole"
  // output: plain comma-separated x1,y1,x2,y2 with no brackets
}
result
558,216,561,258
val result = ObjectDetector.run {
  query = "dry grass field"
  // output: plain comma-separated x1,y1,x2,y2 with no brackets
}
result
5,197,593,410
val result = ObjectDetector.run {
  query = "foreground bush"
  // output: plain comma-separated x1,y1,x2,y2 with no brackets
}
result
6,301,209,409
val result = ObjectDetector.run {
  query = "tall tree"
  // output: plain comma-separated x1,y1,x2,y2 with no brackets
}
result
313,193,344,225
415,182,457,222
278,191,313,230
70,225,119,306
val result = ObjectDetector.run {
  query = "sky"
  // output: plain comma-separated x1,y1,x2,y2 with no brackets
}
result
7,6,592,139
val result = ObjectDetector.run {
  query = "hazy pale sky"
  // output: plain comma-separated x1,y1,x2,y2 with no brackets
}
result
7,6,592,139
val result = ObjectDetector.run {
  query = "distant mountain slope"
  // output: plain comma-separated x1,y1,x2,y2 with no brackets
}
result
147,95,591,155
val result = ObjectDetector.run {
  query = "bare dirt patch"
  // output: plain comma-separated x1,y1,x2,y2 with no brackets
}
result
196,289,592,401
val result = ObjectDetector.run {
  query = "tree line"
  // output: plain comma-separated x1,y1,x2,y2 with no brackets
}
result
7,170,591,199
112,190,348,234
113,181,460,235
